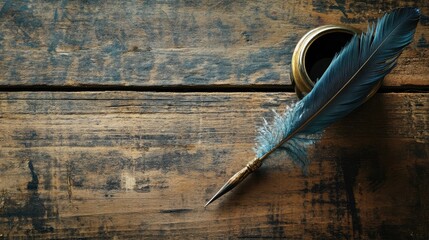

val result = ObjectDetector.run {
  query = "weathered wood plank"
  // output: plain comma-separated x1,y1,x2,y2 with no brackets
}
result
0,92,427,239
0,0,428,88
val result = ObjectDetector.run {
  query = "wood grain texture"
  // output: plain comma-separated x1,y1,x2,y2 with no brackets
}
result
0,0,428,88
0,92,427,239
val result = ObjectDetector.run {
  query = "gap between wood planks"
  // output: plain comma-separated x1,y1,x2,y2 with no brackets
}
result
0,84,428,93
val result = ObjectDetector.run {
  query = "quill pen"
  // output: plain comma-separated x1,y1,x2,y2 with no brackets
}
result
205,7,420,207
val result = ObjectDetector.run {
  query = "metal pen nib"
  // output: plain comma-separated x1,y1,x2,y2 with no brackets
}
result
205,134,293,207
205,157,264,207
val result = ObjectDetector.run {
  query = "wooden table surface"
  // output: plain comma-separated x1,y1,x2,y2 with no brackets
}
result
0,1,428,239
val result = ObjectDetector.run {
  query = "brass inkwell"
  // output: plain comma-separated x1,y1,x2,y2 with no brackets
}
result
291,25,382,99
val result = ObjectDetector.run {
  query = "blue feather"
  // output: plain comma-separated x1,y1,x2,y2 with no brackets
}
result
255,8,420,168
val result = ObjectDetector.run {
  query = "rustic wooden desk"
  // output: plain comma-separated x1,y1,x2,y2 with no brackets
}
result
1,1,428,239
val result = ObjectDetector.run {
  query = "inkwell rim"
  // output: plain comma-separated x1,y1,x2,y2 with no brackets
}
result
291,24,382,100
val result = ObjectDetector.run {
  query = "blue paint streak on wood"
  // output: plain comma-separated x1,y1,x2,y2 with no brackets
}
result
0,32,4,61
181,56,233,83
0,0,13,18
212,18,232,48
50,55,73,82
78,54,104,83
155,43,292,84
156,52,182,81
10,54,24,82
48,8,60,53
102,40,127,82
0,0,42,48
238,46,291,82
256,72,280,82
122,51,154,82
241,51,273,75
